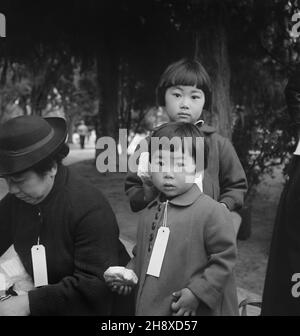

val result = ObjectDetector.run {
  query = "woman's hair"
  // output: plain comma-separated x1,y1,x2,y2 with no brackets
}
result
26,143,69,176
156,58,212,111
149,122,208,171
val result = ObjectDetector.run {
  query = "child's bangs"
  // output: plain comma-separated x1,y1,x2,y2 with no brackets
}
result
170,66,206,90
152,136,195,162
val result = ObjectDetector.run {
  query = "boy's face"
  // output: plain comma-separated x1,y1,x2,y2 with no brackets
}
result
150,149,196,198
164,85,205,123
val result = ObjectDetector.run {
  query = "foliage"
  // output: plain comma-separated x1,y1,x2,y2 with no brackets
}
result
229,0,300,196
46,61,99,123
1,0,300,192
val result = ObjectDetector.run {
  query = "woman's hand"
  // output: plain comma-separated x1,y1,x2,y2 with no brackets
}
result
103,267,138,295
0,294,30,316
108,283,133,296
170,288,199,316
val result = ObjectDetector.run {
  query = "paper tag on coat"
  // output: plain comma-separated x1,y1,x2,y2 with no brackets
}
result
146,227,170,277
31,245,48,287
294,139,300,155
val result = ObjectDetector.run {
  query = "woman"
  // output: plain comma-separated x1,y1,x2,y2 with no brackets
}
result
261,66,300,315
0,115,130,315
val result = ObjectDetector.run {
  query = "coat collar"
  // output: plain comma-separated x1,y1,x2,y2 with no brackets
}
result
153,119,216,134
199,124,216,134
195,116,216,134
147,183,202,208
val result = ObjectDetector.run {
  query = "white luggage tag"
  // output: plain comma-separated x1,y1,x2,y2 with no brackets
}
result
31,241,48,287
147,201,170,278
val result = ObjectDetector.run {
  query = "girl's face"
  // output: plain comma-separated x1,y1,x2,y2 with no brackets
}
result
4,167,57,205
164,85,205,123
150,149,196,198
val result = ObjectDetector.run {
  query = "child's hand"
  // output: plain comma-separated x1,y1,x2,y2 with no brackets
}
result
171,288,199,316
142,177,159,202
141,174,160,202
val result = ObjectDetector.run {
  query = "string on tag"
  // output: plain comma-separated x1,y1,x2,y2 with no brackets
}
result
162,200,168,227
37,237,40,246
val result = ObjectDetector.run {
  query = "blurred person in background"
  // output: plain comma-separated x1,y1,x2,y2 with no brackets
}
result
77,120,89,149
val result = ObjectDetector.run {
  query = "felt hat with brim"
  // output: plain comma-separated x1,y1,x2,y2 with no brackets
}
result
0,115,67,176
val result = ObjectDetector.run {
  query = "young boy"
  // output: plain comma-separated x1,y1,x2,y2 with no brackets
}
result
105,123,238,316
125,59,247,234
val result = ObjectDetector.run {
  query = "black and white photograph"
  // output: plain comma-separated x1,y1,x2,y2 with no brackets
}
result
0,0,300,320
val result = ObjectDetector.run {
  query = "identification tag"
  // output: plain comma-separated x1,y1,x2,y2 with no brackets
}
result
31,245,48,287
146,226,170,277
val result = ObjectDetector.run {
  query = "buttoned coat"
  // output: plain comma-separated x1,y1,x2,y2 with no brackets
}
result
0,165,131,315
261,68,300,315
261,156,300,315
129,184,238,316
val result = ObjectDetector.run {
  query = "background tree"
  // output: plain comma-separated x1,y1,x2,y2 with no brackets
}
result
1,0,300,198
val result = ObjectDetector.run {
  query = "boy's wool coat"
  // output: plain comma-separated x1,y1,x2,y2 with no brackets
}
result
129,184,239,316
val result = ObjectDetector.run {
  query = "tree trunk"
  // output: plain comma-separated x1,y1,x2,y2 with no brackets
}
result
194,0,232,139
95,44,120,164
30,53,70,116
96,48,119,140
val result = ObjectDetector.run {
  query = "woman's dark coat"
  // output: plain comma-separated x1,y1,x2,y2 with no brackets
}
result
262,67,300,315
0,165,131,315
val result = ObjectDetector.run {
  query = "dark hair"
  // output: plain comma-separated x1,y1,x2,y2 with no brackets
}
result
149,122,208,170
156,58,212,111
13,143,70,177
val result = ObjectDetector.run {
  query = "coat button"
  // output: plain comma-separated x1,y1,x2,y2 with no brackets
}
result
155,213,159,220
149,233,154,241
152,222,156,230
158,204,162,211
148,243,152,252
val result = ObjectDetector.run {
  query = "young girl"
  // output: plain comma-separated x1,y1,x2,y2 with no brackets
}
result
125,58,247,234
105,123,238,316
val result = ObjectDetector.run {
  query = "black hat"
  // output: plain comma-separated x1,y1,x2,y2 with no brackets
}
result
0,115,67,176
